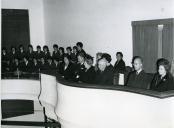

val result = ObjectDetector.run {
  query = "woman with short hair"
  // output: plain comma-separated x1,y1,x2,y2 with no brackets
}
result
79,54,96,84
150,58,174,91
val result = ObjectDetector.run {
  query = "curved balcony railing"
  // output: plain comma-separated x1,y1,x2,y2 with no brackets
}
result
1,72,174,128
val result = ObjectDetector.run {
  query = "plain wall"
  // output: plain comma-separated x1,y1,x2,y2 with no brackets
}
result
43,0,174,65
1,0,45,50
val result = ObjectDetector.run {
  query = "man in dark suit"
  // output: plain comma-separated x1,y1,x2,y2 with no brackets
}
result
17,45,26,63
52,44,60,61
32,58,41,73
76,42,86,56
26,45,35,61
126,56,149,89
95,57,114,85
35,45,44,62
114,52,126,73
20,56,33,73
74,52,86,81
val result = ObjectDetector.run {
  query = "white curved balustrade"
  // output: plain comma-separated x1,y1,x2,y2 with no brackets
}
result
55,82,174,128
2,74,174,128
39,73,58,120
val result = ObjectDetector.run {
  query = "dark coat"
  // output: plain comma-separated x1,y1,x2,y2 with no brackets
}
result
35,51,44,61
150,73,174,92
20,61,33,73
59,63,75,80
95,64,114,85
26,51,35,61
114,59,126,73
43,52,51,61
9,62,21,72
79,66,96,84
71,53,78,63
32,62,41,73
9,52,18,62
52,51,60,61
74,63,86,81
126,70,149,89
17,51,26,62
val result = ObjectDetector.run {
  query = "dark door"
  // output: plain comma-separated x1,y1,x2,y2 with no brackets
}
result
1,9,30,51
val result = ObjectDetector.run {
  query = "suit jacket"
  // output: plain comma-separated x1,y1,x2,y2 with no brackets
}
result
17,51,26,62
150,73,174,92
74,63,86,81
20,61,33,73
43,52,51,61
26,51,35,61
77,49,86,56
32,62,41,73
10,62,21,72
59,63,75,80
71,53,78,63
126,70,149,89
52,51,60,61
114,59,126,73
35,51,44,61
95,64,114,85
79,66,96,84
9,52,18,62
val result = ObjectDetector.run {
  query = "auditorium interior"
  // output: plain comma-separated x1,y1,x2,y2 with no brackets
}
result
1,0,174,128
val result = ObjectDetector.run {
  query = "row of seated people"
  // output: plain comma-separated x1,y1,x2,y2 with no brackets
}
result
2,42,174,92
2,42,86,64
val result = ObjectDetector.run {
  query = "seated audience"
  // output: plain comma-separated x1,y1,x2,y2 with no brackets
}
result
79,54,96,84
126,56,149,89
150,59,174,91
76,42,86,56
74,52,86,81
59,47,65,63
114,52,126,73
95,57,114,85
35,45,44,62
52,44,60,61
43,45,51,61
59,54,75,80
17,45,26,63
71,46,78,63
94,52,103,72
27,45,35,61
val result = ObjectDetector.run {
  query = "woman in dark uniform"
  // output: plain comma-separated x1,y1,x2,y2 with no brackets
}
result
79,54,96,84
150,59,174,91
59,47,65,64
59,54,75,81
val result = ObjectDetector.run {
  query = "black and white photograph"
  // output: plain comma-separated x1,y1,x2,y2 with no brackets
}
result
1,0,174,128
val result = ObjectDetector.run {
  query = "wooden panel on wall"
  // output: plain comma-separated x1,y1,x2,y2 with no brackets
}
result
1,9,30,50
132,18,174,73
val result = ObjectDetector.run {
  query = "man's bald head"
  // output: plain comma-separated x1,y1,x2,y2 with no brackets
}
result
133,56,143,71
